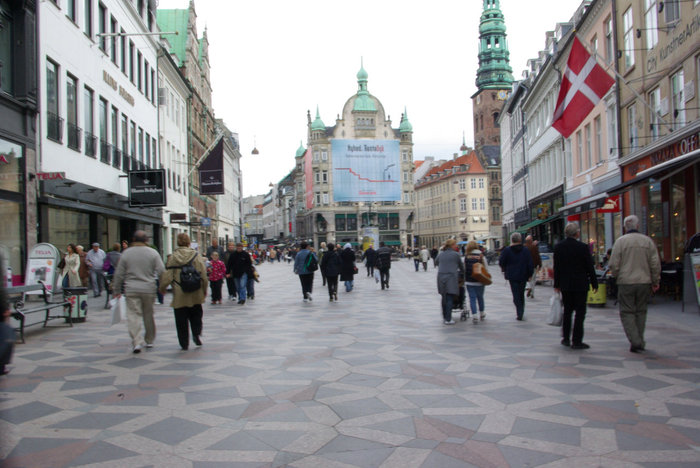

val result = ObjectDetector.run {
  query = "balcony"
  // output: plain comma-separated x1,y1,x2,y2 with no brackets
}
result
84,132,97,158
67,123,82,151
47,112,63,143
99,139,111,164
111,147,121,169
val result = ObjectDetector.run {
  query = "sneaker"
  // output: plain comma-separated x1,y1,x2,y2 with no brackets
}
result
480,312,486,320
307,293,312,302
145,343,154,349
473,316,479,324
444,320,456,325
303,297,308,303
132,345,142,354
460,312,467,322
329,296,334,302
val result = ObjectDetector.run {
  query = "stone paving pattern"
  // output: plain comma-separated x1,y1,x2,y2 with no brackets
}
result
2,259,700,467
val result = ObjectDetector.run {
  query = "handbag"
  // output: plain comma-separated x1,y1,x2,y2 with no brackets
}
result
547,292,563,326
353,265,358,274
472,262,492,285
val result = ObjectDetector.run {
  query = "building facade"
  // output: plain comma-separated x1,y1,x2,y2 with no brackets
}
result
610,0,699,263
37,0,162,253
216,120,242,245
414,151,490,249
294,65,416,250
242,194,263,246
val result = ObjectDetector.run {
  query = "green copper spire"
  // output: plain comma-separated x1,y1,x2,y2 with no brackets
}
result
353,58,376,112
476,0,513,90
311,106,326,131
295,141,306,157
399,107,413,133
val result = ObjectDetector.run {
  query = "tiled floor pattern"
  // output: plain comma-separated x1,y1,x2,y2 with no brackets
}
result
2,259,700,467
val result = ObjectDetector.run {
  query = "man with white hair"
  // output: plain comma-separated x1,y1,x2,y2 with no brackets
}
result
499,232,534,321
554,222,598,349
609,215,661,353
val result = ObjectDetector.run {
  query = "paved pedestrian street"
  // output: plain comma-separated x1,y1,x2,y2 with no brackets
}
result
2,259,700,468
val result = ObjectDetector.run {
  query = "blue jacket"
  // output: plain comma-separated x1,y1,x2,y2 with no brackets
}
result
293,249,317,275
499,244,534,282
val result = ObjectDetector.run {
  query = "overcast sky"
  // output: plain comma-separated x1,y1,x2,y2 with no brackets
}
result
157,0,586,196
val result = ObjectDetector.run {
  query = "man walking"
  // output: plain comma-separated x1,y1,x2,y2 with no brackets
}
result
363,244,377,278
554,223,598,350
375,242,393,290
609,215,661,353
206,238,224,260
112,231,165,353
499,232,534,321
293,242,318,302
525,235,542,298
85,242,106,297
225,243,252,304
222,241,237,301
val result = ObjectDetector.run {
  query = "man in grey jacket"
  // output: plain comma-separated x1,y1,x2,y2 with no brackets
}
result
435,239,465,325
112,231,165,353
609,215,661,353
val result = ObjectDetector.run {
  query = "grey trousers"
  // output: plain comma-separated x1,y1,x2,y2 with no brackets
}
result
617,283,651,349
126,293,156,348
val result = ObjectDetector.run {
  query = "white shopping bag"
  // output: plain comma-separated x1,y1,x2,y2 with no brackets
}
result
110,296,127,325
374,269,380,283
547,292,563,326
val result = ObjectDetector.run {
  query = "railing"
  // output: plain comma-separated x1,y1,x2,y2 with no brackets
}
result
47,112,63,143
67,123,82,151
99,139,111,164
84,132,97,158
111,147,121,169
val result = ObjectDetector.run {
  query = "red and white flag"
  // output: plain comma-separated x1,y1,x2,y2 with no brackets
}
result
552,36,615,138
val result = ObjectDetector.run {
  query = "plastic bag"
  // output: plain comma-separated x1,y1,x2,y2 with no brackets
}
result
547,292,563,326
110,296,127,325
374,269,380,283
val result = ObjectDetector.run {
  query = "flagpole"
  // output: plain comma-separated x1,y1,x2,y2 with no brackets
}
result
187,132,225,178
575,34,673,130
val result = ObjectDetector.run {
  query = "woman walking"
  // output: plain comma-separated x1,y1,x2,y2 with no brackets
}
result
340,243,356,292
63,244,82,287
464,240,487,323
435,239,464,325
320,243,341,301
159,233,208,350
208,251,226,304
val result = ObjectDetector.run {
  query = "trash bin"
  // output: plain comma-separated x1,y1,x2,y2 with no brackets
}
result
63,287,88,323
587,278,607,307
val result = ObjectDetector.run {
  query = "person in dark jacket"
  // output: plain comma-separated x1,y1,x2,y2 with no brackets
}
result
375,242,393,289
430,247,439,267
222,242,237,301
320,243,342,301
554,222,599,350
226,242,252,304
1,260,13,376
362,245,377,278
339,243,356,292
525,235,542,298
499,232,534,321
293,242,318,301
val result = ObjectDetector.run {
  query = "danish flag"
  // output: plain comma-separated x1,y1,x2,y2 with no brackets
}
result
552,36,615,138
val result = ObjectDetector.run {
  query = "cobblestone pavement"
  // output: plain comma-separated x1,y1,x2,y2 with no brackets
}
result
2,258,700,468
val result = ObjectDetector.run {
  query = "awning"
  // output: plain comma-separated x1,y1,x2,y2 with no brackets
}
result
385,241,402,246
558,192,609,217
515,215,560,233
608,149,699,195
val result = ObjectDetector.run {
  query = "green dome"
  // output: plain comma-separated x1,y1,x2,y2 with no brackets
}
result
311,106,326,131
399,108,413,133
295,141,306,157
357,65,368,81
353,59,377,112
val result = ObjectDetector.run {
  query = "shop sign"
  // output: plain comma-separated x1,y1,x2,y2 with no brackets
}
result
169,213,187,223
103,70,135,107
626,130,699,178
597,195,621,213
36,172,66,181
128,169,166,207
536,204,549,220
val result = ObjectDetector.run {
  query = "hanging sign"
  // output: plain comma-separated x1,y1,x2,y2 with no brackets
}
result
128,169,166,207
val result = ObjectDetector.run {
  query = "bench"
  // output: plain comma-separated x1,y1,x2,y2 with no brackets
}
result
7,281,73,343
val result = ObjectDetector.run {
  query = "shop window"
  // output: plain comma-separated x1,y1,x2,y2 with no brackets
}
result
0,138,23,193
0,200,24,282
47,206,90,253
647,180,664,259
671,173,685,262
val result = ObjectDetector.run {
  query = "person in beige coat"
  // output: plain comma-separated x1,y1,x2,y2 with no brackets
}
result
159,233,208,350
63,244,82,287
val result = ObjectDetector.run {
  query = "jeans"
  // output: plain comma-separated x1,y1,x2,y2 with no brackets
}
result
561,290,588,345
235,273,248,301
414,259,420,271
466,285,485,315
509,280,527,319
441,293,454,322
89,268,104,296
379,268,390,289
246,276,255,298
299,273,314,297
344,280,354,292
173,305,203,350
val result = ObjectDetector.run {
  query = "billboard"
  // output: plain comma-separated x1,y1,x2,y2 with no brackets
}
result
332,139,400,202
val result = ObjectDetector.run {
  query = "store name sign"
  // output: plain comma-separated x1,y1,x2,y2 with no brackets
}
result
103,70,135,107
628,130,699,177
36,172,66,180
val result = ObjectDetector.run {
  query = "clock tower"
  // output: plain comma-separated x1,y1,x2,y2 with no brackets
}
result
471,0,513,248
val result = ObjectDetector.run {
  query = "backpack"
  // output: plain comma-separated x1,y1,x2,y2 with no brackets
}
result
305,252,318,272
170,254,202,292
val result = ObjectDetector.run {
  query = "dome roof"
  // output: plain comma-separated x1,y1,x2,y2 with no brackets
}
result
399,108,413,133
311,106,326,131
295,141,306,157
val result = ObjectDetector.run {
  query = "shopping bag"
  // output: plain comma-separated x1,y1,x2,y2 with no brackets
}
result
374,269,380,283
110,297,127,325
547,292,563,326
472,262,492,286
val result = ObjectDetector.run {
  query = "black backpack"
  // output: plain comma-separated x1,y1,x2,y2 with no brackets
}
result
305,252,318,272
170,254,202,292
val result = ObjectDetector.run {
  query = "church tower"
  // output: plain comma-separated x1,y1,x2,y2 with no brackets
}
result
471,0,513,249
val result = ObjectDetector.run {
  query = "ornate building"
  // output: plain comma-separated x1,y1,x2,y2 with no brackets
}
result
472,0,513,249
294,64,416,249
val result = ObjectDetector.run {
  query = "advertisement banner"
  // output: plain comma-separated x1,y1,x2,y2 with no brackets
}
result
332,140,400,202
361,226,379,251
25,243,61,296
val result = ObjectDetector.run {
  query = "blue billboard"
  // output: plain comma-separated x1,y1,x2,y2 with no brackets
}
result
331,139,401,202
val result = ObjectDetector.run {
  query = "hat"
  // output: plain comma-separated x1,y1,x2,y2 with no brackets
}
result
92,242,100,247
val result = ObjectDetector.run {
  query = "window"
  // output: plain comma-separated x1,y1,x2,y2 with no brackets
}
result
645,0,658,48
144,61,149,98
322,171,328,183
129,40,134,83
83,86,94,155
460,198,467,212
576,130,583,172
478,178,484,189
120,28,126,73
671,69,685,129
98,3,106,52
315,193,320,205
470,178,476,189
623,7,634,68
403,171,409,182
145,132,151,167
46,60,61,142
67,0,76,23
66,74,79,150
314,171,320,183
98,97,108,161
110,16,117,64
459,178,466,190
471,198,477,210
84,0,92,37
322,193,329,205
402,151,408,161
120,114,127,155
321,151,328,161
152,137,158,168
137,51,142,92
594,116,602,164
584,123,592,169
665,0,680,23
479,198,486,210
607,102,617,157
0,2,13,94
628,104,638,149
138,127,144,163
150,69,155,103
129,121,136,163
649,87,661,140
604,16,613,64
492,205,500,221
110,106,118,165
404,192,410,203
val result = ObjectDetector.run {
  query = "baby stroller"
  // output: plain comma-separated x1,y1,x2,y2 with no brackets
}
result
453,277,468,321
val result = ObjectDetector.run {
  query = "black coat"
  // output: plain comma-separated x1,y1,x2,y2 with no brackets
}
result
553,237,598,292
362,248,377,267
321,250,341,277
339,248,356,281
226,251,252,278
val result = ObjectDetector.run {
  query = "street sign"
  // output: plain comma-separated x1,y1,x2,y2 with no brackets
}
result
200,217,211,227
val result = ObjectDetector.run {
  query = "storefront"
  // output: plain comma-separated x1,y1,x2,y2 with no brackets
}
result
0,137,26,284
523,187,565,249
609,123,699,264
